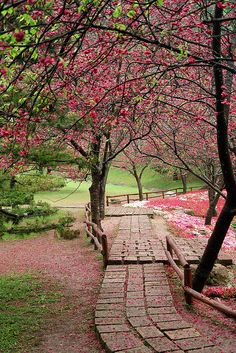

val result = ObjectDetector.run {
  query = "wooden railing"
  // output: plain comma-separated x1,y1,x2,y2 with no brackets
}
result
84,204,108,268
165,235,236,318
106,186,201,206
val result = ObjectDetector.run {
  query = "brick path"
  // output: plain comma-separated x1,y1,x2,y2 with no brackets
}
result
108,215,232,265
95,210,229,352
105,207,154,217
96,264,221,352
108,215,166,264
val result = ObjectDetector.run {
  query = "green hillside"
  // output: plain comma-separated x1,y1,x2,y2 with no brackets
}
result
35,167,203,206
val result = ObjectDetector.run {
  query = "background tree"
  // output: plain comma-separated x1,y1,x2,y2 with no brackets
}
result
114,142,153,201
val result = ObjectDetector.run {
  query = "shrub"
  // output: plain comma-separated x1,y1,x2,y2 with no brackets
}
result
16,174,65,192
57,227,80,240
56,214,79,240
0,191,33,207
13,201,57,217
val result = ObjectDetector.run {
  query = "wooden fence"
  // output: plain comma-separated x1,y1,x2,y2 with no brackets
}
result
106,186,201,206
84,204,108,268
165,235,236,318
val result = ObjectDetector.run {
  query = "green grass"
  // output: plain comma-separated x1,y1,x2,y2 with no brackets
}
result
34,167,204,206
108,167,203,190
0,273,62,353
35,180,90,205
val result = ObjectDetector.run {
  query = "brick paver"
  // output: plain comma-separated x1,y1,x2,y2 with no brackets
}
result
108,215,167,264
108,214,232,265
95,264,220,352
105,207,154,217
95,209,230,352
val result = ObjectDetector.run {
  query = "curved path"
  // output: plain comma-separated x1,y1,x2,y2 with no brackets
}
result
95,210,224,353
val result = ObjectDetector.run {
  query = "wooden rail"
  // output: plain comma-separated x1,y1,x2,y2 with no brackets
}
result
106,186,201,206
84,204,108,268
165,235,236,319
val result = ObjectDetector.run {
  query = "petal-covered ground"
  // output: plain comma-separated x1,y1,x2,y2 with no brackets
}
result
147,190,226,217
125,190,236,250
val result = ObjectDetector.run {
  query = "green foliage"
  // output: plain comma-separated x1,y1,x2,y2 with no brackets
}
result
56,214,79,240
113,4,122,18
0,273,62,353
156,0,164,6
57,227,80,240
0,201,59,239
16,174,66,193
13,201,57,218
57,214,75,227
27,145,76,169
0,191,33,207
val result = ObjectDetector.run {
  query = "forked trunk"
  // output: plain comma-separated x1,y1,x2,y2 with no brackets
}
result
205,188,220,225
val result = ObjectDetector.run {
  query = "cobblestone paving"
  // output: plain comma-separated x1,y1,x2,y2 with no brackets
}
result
96,264,221,353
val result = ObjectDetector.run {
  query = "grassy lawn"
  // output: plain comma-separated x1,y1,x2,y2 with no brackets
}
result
35,167,203,206
0,273,63,353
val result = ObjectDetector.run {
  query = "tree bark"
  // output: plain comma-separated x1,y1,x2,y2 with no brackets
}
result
132,164,144,201
136,176,143,201
89,170,102,229
99,163,110,220
180,171,187,193
10,176,16,189
192,198,235,292
205,188,220,225
192,4,236,292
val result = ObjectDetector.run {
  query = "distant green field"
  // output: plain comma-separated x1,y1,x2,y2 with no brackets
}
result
35,167,203,206
107,167,203,190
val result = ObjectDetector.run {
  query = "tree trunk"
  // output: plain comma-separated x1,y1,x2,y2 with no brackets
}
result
173,171,178,180
192,5,236,292
99,163,110,220
180,171,187,193
132,164,144,201
10,176,16,189
89,171,102,229
192,198,235,292
136,176,143,201
205,188,220,225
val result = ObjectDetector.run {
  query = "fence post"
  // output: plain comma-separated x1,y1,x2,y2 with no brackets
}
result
106,196,109,206
101,234,108,268
184,265,192,305
162,191,165,199
146,193,149,200
87,220,91,237
127,194,130,203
